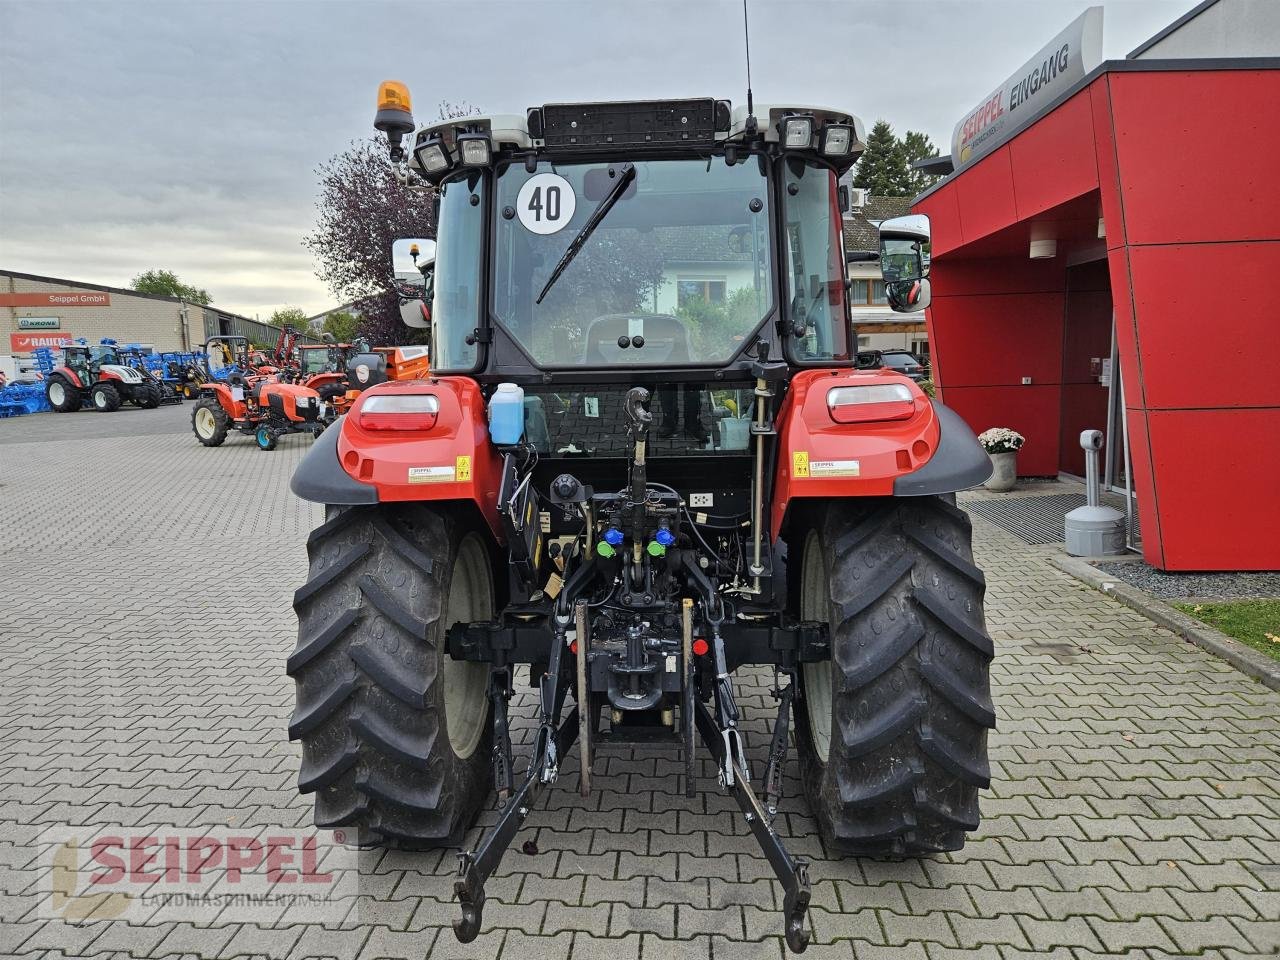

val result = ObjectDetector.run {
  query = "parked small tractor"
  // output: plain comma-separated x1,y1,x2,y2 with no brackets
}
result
286,85,995,953
45,338,165,412
190,336,329,450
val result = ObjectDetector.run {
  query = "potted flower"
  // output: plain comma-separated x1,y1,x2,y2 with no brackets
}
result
977,427,1025,492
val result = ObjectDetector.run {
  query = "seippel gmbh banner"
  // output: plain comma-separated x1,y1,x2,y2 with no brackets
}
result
950,7,1104,171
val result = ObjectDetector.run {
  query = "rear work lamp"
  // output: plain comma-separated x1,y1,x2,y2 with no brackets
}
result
781,115,815,150
357,393,440,431
415,138,451,175
456,131,492,167
819,124,853,157
827,382,915,423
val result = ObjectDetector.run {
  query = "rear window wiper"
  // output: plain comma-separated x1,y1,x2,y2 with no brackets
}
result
536,163,636,304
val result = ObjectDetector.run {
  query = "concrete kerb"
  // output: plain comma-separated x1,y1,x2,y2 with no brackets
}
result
1049,553,1280,693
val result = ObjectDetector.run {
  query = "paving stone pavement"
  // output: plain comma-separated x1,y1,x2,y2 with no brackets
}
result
0,406,1277,959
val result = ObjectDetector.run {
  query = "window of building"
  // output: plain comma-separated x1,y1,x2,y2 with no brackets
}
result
911,338,930,358
848,277,889,305
677,278,727,307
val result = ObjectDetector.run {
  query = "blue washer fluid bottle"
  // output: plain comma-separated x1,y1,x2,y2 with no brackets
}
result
488,382,525,445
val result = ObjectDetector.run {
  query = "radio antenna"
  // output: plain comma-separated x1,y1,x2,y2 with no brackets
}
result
742,0,757,132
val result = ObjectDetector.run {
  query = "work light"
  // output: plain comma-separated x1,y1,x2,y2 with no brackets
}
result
827,382,915,423
819,124,853,157
415,138,451,175
782,116,814,149
357,392,440,431
457,132,492,167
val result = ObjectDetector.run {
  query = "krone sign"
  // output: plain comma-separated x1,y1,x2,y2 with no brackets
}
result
950,7,1103,171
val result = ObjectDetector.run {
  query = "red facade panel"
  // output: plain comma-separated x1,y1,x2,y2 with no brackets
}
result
1089,79,1127,252
1008,90,1100,221
1146,408,1280,570
938,385,1062,477
914,188,965,258
1109,71,1280,246
1121,407,1165,569
952,147,1018,245
929,292,1065,388
1127,241,1280,410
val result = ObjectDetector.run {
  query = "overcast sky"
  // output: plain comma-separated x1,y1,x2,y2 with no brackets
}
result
0,0,1197,319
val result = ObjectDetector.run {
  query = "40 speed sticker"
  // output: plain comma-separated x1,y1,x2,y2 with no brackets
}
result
516,172,576,235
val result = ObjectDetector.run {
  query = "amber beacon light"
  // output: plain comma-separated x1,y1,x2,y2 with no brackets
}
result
375,81,415,161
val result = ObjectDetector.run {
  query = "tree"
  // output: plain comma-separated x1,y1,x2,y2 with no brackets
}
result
902,130,942,195
304,102,482,347
270,306,309,329
852,120,911,197
321,310,361,343
131,269,211,305
303,138,436,346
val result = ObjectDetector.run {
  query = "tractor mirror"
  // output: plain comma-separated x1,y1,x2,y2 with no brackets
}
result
391,238,435,328
878,214,931,285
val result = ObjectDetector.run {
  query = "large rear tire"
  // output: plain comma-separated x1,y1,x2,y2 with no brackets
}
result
794,496,995,856
191,398,230,446
46,377,80,413
288,505,494,846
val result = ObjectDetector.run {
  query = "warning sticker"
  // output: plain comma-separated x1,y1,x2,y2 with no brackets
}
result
809,459,860,478
407,465,456,484
455,455,472,482
792,451,810,478
516,172,576,235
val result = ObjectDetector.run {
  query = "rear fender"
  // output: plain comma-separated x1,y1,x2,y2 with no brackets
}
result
201,382,247,419
772,369,986,539
51,367,82,388
292,377,503,542
304,372,345,391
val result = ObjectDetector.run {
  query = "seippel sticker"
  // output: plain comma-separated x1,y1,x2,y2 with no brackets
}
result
809,459,861,478
407,465,456,484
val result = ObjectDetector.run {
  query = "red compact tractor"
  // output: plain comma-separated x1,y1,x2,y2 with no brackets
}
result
190,336,329,450
45,339,165,412
286,86,995,953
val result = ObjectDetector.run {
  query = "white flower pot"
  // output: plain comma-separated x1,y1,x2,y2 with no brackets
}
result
985,451,1017,492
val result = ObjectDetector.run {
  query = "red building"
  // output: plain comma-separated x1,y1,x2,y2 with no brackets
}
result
913,1,1280,571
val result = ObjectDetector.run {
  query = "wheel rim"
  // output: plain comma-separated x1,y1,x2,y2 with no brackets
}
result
93,389,107,409
800,528,834,764
256,427,271,447
444,534,492,760
195,407,216,438
49,382,64,406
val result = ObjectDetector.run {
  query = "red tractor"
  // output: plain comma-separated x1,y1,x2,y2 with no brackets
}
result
45,339,165,412
286,87,994,953
190,336,329,450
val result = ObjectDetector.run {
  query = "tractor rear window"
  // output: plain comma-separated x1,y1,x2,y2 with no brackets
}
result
493,158,775,369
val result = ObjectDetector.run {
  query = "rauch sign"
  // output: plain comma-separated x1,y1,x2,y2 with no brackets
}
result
950,6,1103,171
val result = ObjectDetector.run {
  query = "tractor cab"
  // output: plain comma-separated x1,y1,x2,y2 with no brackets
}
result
298,344,336,377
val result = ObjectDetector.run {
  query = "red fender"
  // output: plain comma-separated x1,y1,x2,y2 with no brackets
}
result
771,368,941,540
200,382,247,419
304,371,346,391
51,366,83,388
336,378,503,541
